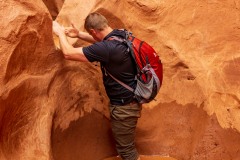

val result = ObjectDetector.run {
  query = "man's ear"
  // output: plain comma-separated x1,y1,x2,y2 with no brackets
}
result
89,29,96,35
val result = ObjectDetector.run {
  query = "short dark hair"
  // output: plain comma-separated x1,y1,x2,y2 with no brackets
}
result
84,12,108,32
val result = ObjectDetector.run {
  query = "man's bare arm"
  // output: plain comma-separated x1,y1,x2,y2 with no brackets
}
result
58,34,88,62
65,24,96,44
78,31,96,43
53,21,89,62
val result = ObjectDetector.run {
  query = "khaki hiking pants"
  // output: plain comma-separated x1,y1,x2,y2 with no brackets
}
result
110,103,142,160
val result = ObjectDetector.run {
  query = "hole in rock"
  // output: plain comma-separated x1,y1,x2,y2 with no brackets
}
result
42,0,64,20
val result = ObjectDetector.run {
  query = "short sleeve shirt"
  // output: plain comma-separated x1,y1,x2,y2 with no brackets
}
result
82,29,136,105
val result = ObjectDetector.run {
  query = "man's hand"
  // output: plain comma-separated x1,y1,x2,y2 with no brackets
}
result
52,21,65,37
65,23,79,38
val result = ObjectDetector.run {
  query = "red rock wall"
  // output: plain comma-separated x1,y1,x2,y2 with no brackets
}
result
0,1,54,159
0,0,240,160
0,0,108,159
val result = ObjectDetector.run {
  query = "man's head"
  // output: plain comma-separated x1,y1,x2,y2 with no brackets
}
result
84,12,111,41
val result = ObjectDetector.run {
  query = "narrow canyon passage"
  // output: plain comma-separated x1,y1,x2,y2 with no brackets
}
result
0,0,240,160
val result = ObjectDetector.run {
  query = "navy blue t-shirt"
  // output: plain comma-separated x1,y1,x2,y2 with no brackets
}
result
82,29,136,105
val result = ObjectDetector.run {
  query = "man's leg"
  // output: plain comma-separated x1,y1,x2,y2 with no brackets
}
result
110,103,142,160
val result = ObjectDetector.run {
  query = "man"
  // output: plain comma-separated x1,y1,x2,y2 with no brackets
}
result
53,12,142,160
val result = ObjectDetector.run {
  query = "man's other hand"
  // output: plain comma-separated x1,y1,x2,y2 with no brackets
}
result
65,23,79,38
52,21,65,36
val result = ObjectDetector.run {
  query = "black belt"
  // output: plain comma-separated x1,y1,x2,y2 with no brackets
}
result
111,99,138,106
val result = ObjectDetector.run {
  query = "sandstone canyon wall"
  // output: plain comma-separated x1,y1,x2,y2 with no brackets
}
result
0,0,240,160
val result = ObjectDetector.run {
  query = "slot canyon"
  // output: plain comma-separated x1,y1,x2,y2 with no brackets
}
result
0,0,240,160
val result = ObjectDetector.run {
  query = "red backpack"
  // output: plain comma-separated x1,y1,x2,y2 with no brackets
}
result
107,30,163,103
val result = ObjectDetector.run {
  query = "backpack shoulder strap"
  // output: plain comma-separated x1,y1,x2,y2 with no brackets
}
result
107,34,140,72
104,68,134,92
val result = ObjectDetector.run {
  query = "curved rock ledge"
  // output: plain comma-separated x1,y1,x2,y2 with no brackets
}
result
0,0,240,160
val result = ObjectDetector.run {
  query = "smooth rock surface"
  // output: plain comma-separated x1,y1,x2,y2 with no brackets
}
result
0,0,240,160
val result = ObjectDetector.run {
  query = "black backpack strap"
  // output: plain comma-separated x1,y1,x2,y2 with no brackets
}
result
107,34,141,72
138,41,146,68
